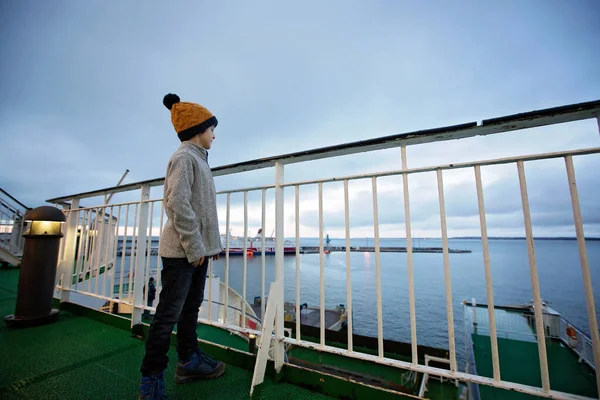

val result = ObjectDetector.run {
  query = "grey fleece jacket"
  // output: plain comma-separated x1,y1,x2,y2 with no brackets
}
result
158,141,222,263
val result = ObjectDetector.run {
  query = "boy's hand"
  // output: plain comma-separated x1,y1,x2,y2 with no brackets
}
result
212,254,220,261
193,256,205,267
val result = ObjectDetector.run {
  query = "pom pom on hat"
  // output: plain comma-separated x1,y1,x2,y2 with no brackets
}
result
163,93,180,110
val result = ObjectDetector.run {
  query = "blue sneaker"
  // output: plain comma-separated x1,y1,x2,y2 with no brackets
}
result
139,372,168,399
175,348,226,384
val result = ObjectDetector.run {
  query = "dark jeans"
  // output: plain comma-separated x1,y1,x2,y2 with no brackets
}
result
140,257,209,377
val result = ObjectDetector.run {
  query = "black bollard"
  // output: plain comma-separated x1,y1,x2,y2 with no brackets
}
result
4,206,66,328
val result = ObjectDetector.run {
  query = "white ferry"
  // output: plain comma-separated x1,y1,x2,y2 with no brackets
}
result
220,229,297,256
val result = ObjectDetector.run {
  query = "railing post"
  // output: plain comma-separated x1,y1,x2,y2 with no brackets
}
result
517,161,550,392
9,210,22,255
474,165,501,381
273,162,285,372
565,155,600,391
132,185,150,326
58,198,80,303
436,169,457,372
401,145,418,365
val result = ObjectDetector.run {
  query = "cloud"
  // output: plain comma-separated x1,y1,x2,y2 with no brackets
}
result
1,1,599,238
296,154,600,237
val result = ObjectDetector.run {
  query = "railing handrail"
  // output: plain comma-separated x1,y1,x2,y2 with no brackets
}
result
45,99,600,204
464,301,599,343
0,187,30,212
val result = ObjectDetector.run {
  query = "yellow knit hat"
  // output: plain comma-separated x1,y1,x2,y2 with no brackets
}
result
163,93,218,142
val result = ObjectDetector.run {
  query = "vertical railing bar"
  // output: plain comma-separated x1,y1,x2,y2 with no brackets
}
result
261,189,266,323
224,193,231,325
517,160,550,392
119,205,130,301
474,165,501,381
58,208,67,262
88,208,100,294
102,206,114,298
70,209,81,284
344,179,353,353
2,211,6,247
132,185,150,325
156,202,165,303
83,209,93,292
109,205,122,303
273,162,285,371
242,191,248,329
127,203,139,303
84,209,95,294
94,206,106,296
372,177,384,359
565,155,600,391
94,207,104,295
208,258,213,322
3,210,8,247
144,202,154,311
319,182,325,347
18,211,26,251
60,208,75,288
295,185,301,341
99,206,109,297
14,210,21,255
75,209,90,292
401,145,418,365
436,169,457,372
59,200,79,302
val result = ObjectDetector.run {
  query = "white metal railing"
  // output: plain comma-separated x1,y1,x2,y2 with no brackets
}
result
0,188,29,264
47,100,600,400
560,317,596,370
464,303,598,391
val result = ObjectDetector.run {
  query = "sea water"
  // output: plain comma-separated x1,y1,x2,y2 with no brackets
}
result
112,238,600,368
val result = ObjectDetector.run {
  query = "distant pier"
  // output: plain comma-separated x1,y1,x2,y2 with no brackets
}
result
300,246,471,254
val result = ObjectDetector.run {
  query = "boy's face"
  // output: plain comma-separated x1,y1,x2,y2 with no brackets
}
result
197,125,216,150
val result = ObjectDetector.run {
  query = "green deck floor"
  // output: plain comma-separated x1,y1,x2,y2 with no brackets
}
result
0,268,333,400
472,334,598,399
287,345,421,393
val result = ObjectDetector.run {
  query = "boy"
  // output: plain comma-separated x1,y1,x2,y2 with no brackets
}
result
139,93,225,400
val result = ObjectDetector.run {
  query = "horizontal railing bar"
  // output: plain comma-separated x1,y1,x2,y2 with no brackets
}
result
0,198,22,216
201,299,263,324
216,184,276,195
58,147,600,211
280,147,600,188
64,288,263,325
463,302,598,343
46,99,600,203
58,286,263,337
142,198,165,204
283,337,596,400
69,201,143,212
196,318,261,339
58,286,131,306
0,187,31,211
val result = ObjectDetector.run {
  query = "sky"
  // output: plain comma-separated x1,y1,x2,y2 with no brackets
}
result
1,0,599,238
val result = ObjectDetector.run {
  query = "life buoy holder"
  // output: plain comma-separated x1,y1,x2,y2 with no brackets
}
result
566,326,578,347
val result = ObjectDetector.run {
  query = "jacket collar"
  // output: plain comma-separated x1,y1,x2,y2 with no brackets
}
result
181,141,208,161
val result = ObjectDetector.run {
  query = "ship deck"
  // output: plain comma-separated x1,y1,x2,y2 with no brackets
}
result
469,309,598,399
0,267,459,399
